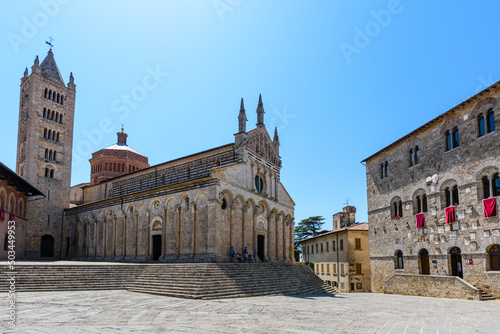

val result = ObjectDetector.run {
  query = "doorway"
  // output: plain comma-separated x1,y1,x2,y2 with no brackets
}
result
419,249,430,275
152,235,162,261
450,247,463,278
40,235,54,258
257,235,265,261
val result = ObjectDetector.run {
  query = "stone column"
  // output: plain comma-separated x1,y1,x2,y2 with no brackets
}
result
113,217,117,258
162,207,168,259
146,209,151,260
207,199,220,258
102,218,107,259
176,205,181,256
192,203,197,256
134,211,139,258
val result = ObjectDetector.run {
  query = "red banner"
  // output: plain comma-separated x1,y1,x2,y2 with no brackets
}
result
416,213,424,228
445,206,455,224
483,198,497,218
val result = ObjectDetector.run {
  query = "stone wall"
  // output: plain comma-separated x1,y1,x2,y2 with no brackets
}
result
384,274,481,300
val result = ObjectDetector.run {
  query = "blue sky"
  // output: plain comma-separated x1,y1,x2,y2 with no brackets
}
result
1,1,500,230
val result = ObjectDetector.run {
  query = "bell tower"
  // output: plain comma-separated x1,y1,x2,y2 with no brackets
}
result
17,50,76,259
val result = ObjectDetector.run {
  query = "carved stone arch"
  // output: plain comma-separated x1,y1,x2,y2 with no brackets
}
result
124,204,134,216
443,240,466,253
137,203,147,214
404,137,424,154
414,242,433,255
391,244,409,256
284,213,293,224
219,189,234,202
7,193,16,212
150,216,163,229
149,199,162,211
438,175,462,191
257,200,270,217
105,208,113,218
478,237,500,253
409,185,428,199
164,196,177,208
97,210,105,219
470,97,498,119
473,161,500,181
115,206,125,217
194,190,209,202
439,116,461,136
246,198,256,210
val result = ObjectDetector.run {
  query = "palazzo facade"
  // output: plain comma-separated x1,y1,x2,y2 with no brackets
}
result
364,81,500,297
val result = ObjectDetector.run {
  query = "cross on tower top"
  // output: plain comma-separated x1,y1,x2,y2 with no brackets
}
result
45,36,54,50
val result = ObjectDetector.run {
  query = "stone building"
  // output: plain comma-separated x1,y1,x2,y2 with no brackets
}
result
363,81,500,298
299,207,371,292
16,50,76,259
0,162,44,259
62,95,295,263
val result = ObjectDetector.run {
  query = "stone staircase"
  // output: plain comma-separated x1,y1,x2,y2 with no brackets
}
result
479,289,496,301
0,263,334,299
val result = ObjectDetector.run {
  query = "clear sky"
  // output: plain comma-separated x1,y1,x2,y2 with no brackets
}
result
1,1,500,230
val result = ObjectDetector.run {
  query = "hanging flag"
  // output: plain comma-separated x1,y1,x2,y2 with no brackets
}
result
445,206,455,224
483,198,497,218
416,213,424,228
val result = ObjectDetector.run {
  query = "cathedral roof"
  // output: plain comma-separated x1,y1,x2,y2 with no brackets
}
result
0,162,44,197
40,50,65,85
102,143,145,156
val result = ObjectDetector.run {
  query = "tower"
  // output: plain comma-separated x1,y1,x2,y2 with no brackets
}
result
256,94,265,127
17,50,76,259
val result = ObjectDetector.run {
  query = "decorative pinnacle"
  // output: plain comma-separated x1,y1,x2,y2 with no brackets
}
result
240,98,245,112
256,94,265,127
34,55,39,67
69,72,74,84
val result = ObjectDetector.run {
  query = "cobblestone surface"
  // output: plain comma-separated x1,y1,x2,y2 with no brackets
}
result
1,291,499,333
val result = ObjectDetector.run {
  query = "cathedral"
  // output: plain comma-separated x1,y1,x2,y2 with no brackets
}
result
17,50,295,263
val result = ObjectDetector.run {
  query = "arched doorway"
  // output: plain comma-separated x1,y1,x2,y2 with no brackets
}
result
257,235,265,261
419,249,430,275
152,235,162,261
450,247,463,278
40,235,54,258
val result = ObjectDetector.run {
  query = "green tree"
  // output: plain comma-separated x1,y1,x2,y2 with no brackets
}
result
294,216,325,250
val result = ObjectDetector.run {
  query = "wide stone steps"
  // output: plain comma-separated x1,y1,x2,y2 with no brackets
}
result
0,263,334,299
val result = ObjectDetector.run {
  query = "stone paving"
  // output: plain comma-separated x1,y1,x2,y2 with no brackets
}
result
1,291,499,333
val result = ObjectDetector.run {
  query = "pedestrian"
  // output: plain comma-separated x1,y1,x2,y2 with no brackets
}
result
244,246,248,263
230,246,235,262
253,249,258,262
236,253,242,262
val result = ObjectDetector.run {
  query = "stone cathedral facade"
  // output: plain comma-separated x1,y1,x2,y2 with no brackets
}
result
16,51,295,263
64,102,295,262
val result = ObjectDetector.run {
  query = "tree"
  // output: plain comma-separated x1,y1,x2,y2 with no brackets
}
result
294,216,325,251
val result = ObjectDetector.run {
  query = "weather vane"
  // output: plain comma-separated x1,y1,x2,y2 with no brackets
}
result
45,36,54,50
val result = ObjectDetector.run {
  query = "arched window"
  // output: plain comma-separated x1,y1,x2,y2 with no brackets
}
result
44,148,48,159
380,163,384,179
51,110,54,120
487,109,495,133
52,131,55,141
483,176,491,199
478,113,486,137
44,128,47,139
445,130,452,151
61,95,64,105
43,107,47,118
57,93,60,104
415,193,427,213
395,250,404,269
255,175,264,193
422,194,428,212
409,148,414,166
44,88,48,98
391,198,403,219
48,89,52,99
52,91,56,101
59,114,63,124
105,163,108,171
3,234,7,251
489,244,500,271
56,132,59,142
416,195,421,213
55,113,59,123
493,174,500,197
45,168,49,177
122,163,125,172
452,127,459,148
48,150,52,160
452,185,459,205
53,151,56,161
414,146,419,164
50,169,54,178
444,187,451,207
384,161,389,178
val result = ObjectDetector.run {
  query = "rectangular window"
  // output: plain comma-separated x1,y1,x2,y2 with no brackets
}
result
356,263,362,275
333,263,337,274
341,263,345,275
321,243,324,253
316,244,318,253
326,242,329,252
327,264,330,274
355,238,361,250
333,240,336,251
307,245,310,255
340,239,344,251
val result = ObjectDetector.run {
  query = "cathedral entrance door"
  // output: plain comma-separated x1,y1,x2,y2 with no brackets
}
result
450,247,463,278
257,235,265,261
40,235,54,258
152,235,162,261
